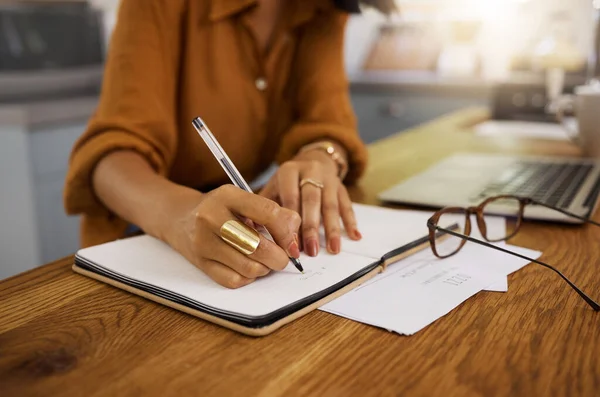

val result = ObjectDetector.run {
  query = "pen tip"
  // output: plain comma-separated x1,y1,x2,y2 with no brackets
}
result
291,257,304,273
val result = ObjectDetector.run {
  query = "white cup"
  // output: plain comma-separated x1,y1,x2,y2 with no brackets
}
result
558,83,600,157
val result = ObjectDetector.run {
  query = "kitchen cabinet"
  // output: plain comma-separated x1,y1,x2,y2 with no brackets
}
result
0,97,96,280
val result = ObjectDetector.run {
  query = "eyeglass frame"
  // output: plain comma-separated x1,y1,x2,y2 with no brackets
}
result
426,194,600,311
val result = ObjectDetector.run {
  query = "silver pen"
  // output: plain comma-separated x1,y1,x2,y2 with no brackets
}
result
192,117,304,273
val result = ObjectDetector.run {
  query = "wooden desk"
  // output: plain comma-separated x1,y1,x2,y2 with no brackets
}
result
1,108,599,397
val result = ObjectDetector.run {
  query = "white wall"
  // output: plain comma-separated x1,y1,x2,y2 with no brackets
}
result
89,0,120,50
344,11,388,76
0,125,41,279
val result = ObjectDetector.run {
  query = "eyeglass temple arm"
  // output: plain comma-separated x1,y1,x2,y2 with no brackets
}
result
435,226,600,311
528,199,600,228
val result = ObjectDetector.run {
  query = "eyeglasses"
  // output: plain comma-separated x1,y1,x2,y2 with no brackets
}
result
426,195,600,311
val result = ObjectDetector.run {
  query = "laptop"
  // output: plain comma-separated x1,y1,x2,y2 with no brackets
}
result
378,153,600,223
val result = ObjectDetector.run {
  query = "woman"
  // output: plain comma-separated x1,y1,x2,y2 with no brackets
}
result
64,0,395,288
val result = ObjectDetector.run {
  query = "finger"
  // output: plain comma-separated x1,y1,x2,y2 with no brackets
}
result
301,181,322,257
196,258,255,289
242,218,256,230
206,233,272,278
248,235,291,271
277,165,301,250
277,163,301,215
218,186,301,252
322,180,341,254
210,230,290,274
259,179,278,201
339,186,361,240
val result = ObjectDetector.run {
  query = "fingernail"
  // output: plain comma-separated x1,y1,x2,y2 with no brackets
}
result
287,240,300,258
307,239,318,257
330,237,341,254
353,229,362,240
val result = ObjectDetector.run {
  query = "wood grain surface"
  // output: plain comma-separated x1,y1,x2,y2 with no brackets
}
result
2,108,599,397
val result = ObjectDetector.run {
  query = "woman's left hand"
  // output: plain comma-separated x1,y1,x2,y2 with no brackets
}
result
260,149,362,257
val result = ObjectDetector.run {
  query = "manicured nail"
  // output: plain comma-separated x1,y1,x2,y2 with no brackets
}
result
288,240,300,258
330,237,341,254
307,239,318,257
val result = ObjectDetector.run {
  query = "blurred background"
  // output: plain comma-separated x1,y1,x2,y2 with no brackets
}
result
0,0,598,279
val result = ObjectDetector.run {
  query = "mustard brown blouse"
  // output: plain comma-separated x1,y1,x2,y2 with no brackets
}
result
64,0,368,247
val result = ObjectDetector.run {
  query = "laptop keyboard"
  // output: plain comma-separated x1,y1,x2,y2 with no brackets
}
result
474,161,593,209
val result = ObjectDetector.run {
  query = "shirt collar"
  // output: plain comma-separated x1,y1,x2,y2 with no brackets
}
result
209,0,329,27
287,1,321,29
209,0,257,21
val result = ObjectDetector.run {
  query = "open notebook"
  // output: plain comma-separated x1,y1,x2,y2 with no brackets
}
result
73,204,446,336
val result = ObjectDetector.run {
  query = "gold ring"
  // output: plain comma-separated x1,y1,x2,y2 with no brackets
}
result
219,220,260,255
300,178,324,189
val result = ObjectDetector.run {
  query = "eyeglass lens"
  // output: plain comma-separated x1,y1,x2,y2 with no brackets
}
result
433,208,470,257
433,196,525,256
478,196,523,241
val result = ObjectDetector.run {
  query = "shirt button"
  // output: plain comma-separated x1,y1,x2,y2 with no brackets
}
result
255,77,268,91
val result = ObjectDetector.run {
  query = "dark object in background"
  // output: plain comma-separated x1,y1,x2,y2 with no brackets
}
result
491,78,583,123
0,2,103,71
333,0,398,15
0,1,104,102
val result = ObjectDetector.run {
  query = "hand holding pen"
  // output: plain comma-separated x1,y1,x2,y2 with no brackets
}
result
192,117,305,275
171,185,303,288
156,119,302,289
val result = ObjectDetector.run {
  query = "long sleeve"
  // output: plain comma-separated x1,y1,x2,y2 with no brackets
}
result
275,10,368,183
64,0,185,217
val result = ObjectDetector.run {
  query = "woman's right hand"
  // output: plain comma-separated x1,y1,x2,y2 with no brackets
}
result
167,185,302,289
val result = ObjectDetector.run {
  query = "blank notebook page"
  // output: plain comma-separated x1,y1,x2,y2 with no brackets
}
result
325,203,434,259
